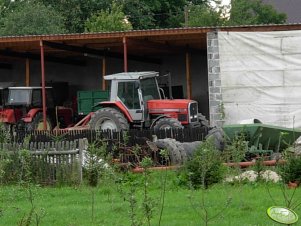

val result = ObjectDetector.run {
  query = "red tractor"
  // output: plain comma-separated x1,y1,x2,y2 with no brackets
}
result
88,72,207,131
0,87,73,131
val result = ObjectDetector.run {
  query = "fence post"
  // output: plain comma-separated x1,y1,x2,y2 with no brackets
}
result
78,138,88,184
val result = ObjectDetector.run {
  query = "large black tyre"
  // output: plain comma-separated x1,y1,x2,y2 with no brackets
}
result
198,113,210,128
26,112,52,132
155,138,183,165
153,118,183,132
182,141,202,159
89,107,129,131
174,140,188,163
205,127,225,151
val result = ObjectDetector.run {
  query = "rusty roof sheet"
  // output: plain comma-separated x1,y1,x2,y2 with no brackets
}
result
0,24,301,42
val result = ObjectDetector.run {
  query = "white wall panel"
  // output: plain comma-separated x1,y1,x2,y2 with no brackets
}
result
219,30,301,128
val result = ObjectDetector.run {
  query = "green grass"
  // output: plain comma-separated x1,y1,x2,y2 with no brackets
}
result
0,171,300,226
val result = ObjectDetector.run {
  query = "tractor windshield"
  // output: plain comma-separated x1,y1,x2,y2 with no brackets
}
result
140,77,161,101
8,89,31,105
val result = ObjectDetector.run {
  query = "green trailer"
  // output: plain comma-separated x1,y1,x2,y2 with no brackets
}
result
77,90,109,115
222,123,301,155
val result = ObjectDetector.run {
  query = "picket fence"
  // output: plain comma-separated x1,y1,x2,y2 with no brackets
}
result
0,139,88,185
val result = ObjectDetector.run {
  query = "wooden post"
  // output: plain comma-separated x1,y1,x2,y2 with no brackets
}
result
123,36,128,72
78,138,88,184
25,58,30,86
185,51,191,99
40,40,47,130
102,57,106,90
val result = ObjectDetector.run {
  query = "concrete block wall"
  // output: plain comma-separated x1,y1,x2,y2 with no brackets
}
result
207,32,224,127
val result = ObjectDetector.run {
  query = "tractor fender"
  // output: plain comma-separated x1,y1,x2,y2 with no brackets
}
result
0,109,16,123
22,108,42,123
98,101,133,122
150,115,168,128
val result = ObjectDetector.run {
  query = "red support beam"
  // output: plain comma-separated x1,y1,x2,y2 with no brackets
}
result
25,58,30,86
123,36,128,72
102,57,106,90
40,40,47,130
185,51,191,99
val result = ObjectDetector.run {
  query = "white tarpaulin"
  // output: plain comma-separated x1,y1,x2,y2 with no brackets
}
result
218,30,301,128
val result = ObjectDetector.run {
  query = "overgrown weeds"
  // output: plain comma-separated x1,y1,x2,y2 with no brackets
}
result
177,140,225,189
84,139,111,223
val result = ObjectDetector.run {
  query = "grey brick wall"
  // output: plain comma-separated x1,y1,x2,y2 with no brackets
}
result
207,32,224,127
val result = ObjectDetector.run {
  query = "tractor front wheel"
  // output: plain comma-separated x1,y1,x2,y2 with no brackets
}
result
153,117,183,132
26,112,52,132
89,107,129,131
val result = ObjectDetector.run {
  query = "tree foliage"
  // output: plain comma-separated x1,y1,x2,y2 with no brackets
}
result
186,4,227,27
0,1,66,36
124,0,201,29
85,2,132,32
0,0,288,35
38,0,109,33
229,0,287,25
186,0,286,27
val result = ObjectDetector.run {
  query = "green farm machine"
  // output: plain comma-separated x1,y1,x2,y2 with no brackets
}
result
222,123,301,160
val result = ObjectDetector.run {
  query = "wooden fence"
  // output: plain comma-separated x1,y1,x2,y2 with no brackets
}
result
0,127,208,185
16,127,208,144
0,139,87,185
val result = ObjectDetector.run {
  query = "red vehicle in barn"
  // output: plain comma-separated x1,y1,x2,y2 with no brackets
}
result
0,86,73,131
87,71,207,131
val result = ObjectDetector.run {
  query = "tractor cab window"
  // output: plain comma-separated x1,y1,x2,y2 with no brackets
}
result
140,77,160,102
46,89,54,108
32,89,42,107
117,82,140,109
8,89,31,105
32,89,54,108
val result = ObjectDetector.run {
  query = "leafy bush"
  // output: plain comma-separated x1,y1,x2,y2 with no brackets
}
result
178,140,225,189
84,140,110,187
223,131,248,163
279,154,301,184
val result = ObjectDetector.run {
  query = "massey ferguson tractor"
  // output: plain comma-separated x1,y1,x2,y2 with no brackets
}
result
88,71,207,131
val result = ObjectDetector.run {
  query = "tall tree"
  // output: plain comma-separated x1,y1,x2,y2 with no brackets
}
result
0,1,66,36
0,0,24,17
124,0,200,29
152,0,187,28
186,3,227,27
123,0,155,29
85,2,132,32
38,0,109,33
229,0,287,25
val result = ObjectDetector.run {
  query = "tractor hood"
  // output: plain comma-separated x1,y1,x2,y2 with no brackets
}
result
147,99,194,114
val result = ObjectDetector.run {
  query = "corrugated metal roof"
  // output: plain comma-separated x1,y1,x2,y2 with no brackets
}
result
0,23,301,65
0,23,301,42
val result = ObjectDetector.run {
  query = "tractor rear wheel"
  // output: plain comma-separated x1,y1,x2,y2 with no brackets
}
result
153,118,183,132
26,112,52,132
89,107,129,131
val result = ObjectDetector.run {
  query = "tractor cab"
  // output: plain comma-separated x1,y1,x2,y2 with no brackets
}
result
104,71,161,123
7,87,54,109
